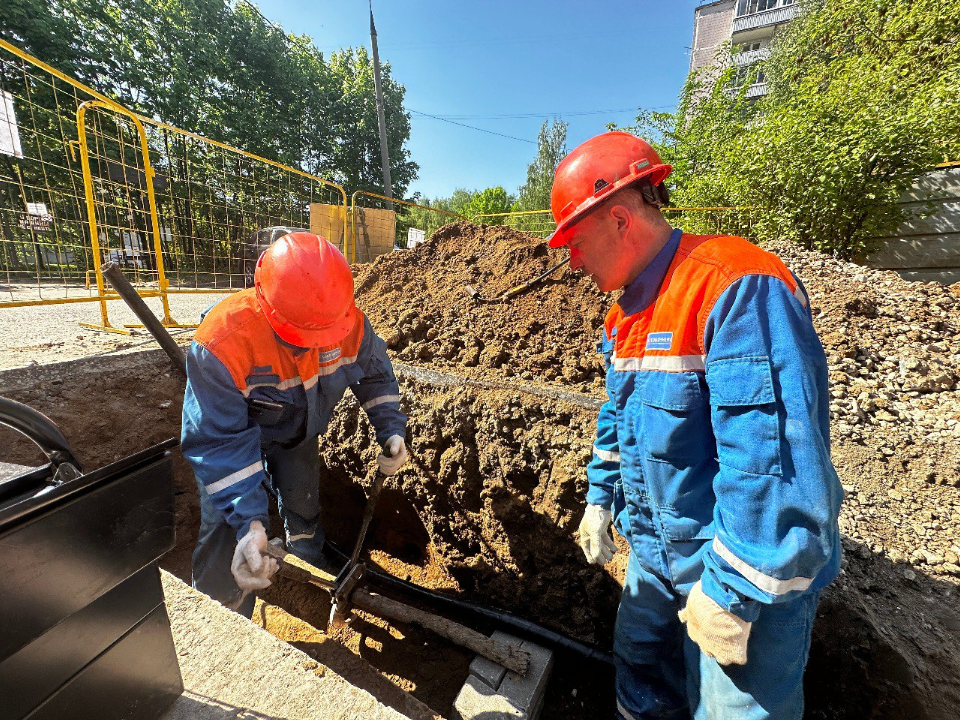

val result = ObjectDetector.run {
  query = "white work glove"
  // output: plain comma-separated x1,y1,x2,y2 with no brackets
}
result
678,581,752,666
230,520,279,591
578,504,617,565
377,434,408,476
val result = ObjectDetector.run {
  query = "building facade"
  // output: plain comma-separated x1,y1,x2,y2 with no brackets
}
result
691,0,798,98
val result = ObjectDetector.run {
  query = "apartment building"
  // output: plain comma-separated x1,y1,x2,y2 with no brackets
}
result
690,0,799,98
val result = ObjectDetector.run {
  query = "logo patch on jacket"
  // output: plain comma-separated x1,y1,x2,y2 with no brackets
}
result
318,348,342,364
646,332,673,351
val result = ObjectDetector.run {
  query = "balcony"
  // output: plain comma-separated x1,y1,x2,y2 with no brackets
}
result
745,82,769,99
733,47,771,66
732,4,798,34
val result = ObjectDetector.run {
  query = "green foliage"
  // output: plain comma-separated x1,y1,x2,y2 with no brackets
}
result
465,186,513,219
514,120,567,213
617,0,960,258
0,0,418,196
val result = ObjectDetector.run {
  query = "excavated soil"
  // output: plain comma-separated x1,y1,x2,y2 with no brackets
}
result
355,221,609,395
3,220,960,718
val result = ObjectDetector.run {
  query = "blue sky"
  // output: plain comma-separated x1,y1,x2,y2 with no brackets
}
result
256,1,702,199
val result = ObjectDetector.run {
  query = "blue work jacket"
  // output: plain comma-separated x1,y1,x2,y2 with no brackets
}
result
587,229,843,622
181,289,406,538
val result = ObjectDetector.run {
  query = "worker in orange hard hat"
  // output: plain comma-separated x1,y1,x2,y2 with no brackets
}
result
181,232,408,616
551,133,841,719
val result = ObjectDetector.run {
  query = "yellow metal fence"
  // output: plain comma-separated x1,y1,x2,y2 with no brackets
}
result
0,37,347,331
472,206,758,240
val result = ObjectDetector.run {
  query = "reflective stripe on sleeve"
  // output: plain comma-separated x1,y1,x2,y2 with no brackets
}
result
287,531,316,543
205,460,264,495
616,699,640,720
614,355,706,372
362,394,401,410
593,445,621,463
712,538,814,596
242,376,304,397
792,286,808,308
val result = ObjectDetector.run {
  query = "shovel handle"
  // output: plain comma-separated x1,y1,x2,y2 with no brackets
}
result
349,469,388,567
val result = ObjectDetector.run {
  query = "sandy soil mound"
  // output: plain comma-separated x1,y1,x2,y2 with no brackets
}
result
355,221,609,394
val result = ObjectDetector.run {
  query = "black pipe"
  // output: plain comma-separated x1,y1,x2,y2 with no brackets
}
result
0,397,82,474
100,261,187,377
322,539,614,666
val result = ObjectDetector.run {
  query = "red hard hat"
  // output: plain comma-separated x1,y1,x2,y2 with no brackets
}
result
254,232,357,348
547,132,671,248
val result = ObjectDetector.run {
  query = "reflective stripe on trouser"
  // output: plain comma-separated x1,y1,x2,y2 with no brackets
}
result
615,551,819,720
191,435,323,618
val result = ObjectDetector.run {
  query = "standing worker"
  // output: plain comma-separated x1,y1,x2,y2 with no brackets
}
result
181,232,408,616
549,132,842,719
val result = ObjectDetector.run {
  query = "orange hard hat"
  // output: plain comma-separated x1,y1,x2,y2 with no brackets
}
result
254,232,357,348
547,132,671,248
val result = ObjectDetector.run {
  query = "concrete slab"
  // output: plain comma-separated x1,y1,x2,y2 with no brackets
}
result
452,675,524,720
498,637,553,719
159,571,417,720
453,632,553,720
468,647,507,689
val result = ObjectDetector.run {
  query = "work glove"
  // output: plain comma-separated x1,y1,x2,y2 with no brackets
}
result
678,581,752,666
578,504,617,565
230,520,279,591
377,434,408,476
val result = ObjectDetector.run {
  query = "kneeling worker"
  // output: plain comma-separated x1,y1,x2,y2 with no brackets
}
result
181,232,407,615
550,133,842,718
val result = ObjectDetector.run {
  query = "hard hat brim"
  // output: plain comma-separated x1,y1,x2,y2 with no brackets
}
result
547,162,672,249
270,302,359,349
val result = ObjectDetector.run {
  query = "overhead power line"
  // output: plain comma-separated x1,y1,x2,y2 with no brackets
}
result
408,109,537,144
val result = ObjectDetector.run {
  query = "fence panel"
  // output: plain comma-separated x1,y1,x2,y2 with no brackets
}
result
351,191,464,262
0,39,103,307
147,122,346,294
77,100,173,330
0,38,348,330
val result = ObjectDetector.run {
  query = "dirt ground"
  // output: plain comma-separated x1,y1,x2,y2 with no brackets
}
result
3,220,960,718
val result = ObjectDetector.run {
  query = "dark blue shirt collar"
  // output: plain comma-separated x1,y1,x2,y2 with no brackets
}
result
616,227,682,316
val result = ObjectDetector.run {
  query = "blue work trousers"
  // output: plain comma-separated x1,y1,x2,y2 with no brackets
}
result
615,551,819,720
191,436,326,617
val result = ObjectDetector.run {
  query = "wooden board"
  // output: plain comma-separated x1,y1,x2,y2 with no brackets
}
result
353,206,397,262
309,203,345,252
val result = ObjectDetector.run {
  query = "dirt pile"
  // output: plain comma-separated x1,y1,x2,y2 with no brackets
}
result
360,221,960,581
355,221,609,394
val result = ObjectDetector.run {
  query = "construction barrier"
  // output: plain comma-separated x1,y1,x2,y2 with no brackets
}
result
350,190,464,262
0,39,101,308
0,38,347,331
472,210,556,237
473,206,758,241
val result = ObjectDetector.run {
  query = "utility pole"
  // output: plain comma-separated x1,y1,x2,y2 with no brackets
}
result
369,1,393,209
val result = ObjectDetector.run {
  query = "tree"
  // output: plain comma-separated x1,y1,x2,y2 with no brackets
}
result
327,47,418,198
619,0,960,258
466,186,514,219
0,0,419,195
514,120,567,213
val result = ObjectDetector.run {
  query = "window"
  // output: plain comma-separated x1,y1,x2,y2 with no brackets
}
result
737,0,794,15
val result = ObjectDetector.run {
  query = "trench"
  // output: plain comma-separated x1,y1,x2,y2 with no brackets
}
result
1,350,956,719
